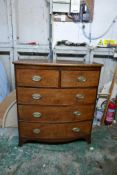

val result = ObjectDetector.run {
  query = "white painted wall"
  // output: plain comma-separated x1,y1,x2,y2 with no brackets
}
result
0,0,117,91
1,0,117,47
15,0,49,45
53,0,117,46
0,0,50,91
0,0,9,43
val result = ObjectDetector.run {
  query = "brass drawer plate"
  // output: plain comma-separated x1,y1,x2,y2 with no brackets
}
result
33,128,40,134
32,75,42,82
33,112,42,118
77,76,87,82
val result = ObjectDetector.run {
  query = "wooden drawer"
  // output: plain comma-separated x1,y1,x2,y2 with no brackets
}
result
17,87,97,105
61,71,100,87
18,105,95,122
19,121,92,141
16,69,59,87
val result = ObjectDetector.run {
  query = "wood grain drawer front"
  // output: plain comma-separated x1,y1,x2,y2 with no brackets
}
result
17,87,97,105
16,69,59,87
19,121,92,139
61,71,100,87
18,105,94,122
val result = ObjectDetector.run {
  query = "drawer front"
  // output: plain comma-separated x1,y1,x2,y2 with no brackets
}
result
18,105,94,122
16,69,59,87
17,88,97,105
19,121,92,139
61,71,100,87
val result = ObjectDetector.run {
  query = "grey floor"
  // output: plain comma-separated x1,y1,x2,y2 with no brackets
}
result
0,126,117,175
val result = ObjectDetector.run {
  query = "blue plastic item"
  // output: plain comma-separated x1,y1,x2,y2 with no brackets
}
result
0,63,10,102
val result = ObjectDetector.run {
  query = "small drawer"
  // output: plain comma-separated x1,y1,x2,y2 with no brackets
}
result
17,87,97,105
61,71,100,87
16,69,59,87
18,105,95,122
19,121,92,141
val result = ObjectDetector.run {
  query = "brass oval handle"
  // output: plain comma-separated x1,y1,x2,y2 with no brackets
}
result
33,128,40,134
33,112,42,118
73,111,81,117
32,94,42,100
76,94,85,100
72,128,80,133
32,75,42,82
77,76,86,82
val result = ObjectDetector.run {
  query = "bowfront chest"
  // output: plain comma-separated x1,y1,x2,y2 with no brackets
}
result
14,59,102,146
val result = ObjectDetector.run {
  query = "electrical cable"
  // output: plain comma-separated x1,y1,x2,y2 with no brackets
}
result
82,16,117,40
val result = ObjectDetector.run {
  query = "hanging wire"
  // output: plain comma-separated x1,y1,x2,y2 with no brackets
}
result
82,16,117,41
81,0,117,41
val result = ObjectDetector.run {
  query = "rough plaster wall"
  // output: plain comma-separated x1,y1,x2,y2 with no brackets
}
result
15,0,49,45
53,0,117,46
0,0,9,43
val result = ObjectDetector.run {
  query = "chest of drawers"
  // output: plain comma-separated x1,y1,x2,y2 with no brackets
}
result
14,59,102,146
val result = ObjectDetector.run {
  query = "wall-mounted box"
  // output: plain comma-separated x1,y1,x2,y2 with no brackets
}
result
53,0,70,3
53,3,70,13
70,0,80,13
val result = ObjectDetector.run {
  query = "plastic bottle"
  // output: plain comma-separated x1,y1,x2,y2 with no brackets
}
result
114,96,117,122
105,101,116,125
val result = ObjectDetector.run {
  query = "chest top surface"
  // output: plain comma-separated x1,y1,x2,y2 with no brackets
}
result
13,59,103,68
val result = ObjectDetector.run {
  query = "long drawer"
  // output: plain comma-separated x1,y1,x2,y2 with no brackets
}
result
17,87,97,105
16,69,59,87
61,70,100,87
19,121,92,140
18,105,95,122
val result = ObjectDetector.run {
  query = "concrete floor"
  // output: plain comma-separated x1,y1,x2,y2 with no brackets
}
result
0,126,117,175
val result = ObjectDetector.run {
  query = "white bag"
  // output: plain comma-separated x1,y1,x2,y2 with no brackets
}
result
0,63,10,102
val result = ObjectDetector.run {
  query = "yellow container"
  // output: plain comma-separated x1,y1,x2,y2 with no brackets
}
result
98,39,116,46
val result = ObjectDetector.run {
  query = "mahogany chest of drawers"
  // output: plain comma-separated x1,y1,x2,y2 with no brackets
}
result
14,59,102,146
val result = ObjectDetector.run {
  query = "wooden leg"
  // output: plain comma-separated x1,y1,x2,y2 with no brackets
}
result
85,135,91,144
18,138,25,146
